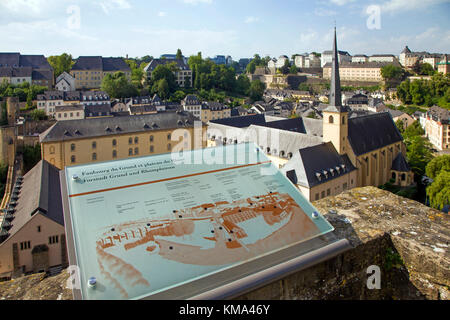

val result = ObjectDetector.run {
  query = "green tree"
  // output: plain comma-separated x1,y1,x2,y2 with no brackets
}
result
427,170,450,210
47,53,74,78
280,59,290,75
29,109,47,121
176,49,183,60
419,63,435,76
406,135,433,177
298,82,311,93
381,64,404,81
426,155,450,180
290,65,298,74
246,60,256,74
101,72,138,99
170,90,187,102
236,74,251,95
395,119,405,134
156,79,169,99
248,80,265,101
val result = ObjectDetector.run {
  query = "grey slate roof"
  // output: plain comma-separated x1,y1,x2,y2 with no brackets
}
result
384,108,405,118
183,95,201,106
391,152,411,172
248,125,323,157
72,57,131,72
55,104,84,112
85,104,112,117
40,112,198,143
32,69,53,81
0,66,32,77
0,53,20,67
210,114,267,128
347,113,403,156
129,105,157,114
19,55,52,69
102,57,131,72
72,56,102,70
281,142,356,188
144,59,191,72
203,101,230,111
0,161,64,245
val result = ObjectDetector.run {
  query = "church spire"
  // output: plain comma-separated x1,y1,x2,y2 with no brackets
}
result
329,27,342,108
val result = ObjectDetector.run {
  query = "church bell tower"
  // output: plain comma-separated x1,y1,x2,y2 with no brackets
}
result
323,27,349,155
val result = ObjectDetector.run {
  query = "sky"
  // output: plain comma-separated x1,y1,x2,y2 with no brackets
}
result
0,0,449,60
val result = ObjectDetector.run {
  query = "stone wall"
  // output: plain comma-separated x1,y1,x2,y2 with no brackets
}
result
237,187,449,300
0,187,447,300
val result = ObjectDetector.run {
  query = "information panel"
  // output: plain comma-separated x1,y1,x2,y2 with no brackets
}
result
62,143,334,300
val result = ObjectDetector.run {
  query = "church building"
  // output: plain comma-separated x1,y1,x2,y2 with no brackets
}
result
282,28,414,201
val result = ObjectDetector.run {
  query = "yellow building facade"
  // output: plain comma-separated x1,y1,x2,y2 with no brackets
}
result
40,113,206,170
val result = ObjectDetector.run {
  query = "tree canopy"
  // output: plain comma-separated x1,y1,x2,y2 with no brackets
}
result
426,155,450,180
397,73,450,109
47,53,74,78
381,64,404,81
426,170,450,210
101,71,138,99
248,80,265,102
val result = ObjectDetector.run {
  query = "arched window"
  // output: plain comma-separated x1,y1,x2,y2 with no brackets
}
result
129,148,133,156
134,148,139,155
150,146,154,153
112,150,117,158
128,137,133,145
150,135,154,142
92,141,97,149
71,155,76,163
401,174,406,181
134,137,139,144
71,144,76,152
112,139,117,147
329,115,334,124
92,153,97,161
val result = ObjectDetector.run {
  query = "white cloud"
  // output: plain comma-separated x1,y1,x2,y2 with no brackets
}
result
182,0,213,5
329,0,355,6
314,8,337,16
245,16,259,24
97,0,131,14
381,0,449,13
0,0,46,14
158,11,167,17
131,28,237,56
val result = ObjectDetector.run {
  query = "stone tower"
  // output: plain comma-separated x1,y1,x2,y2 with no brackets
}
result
6,97,19,126
322,27,349,155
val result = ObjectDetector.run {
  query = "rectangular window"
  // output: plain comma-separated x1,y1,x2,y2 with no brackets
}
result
20,241,31,250
327,189,331,196
315,193,319,201
49,235,59,245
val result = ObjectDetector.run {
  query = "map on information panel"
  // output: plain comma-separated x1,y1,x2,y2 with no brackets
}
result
63,143,334,300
